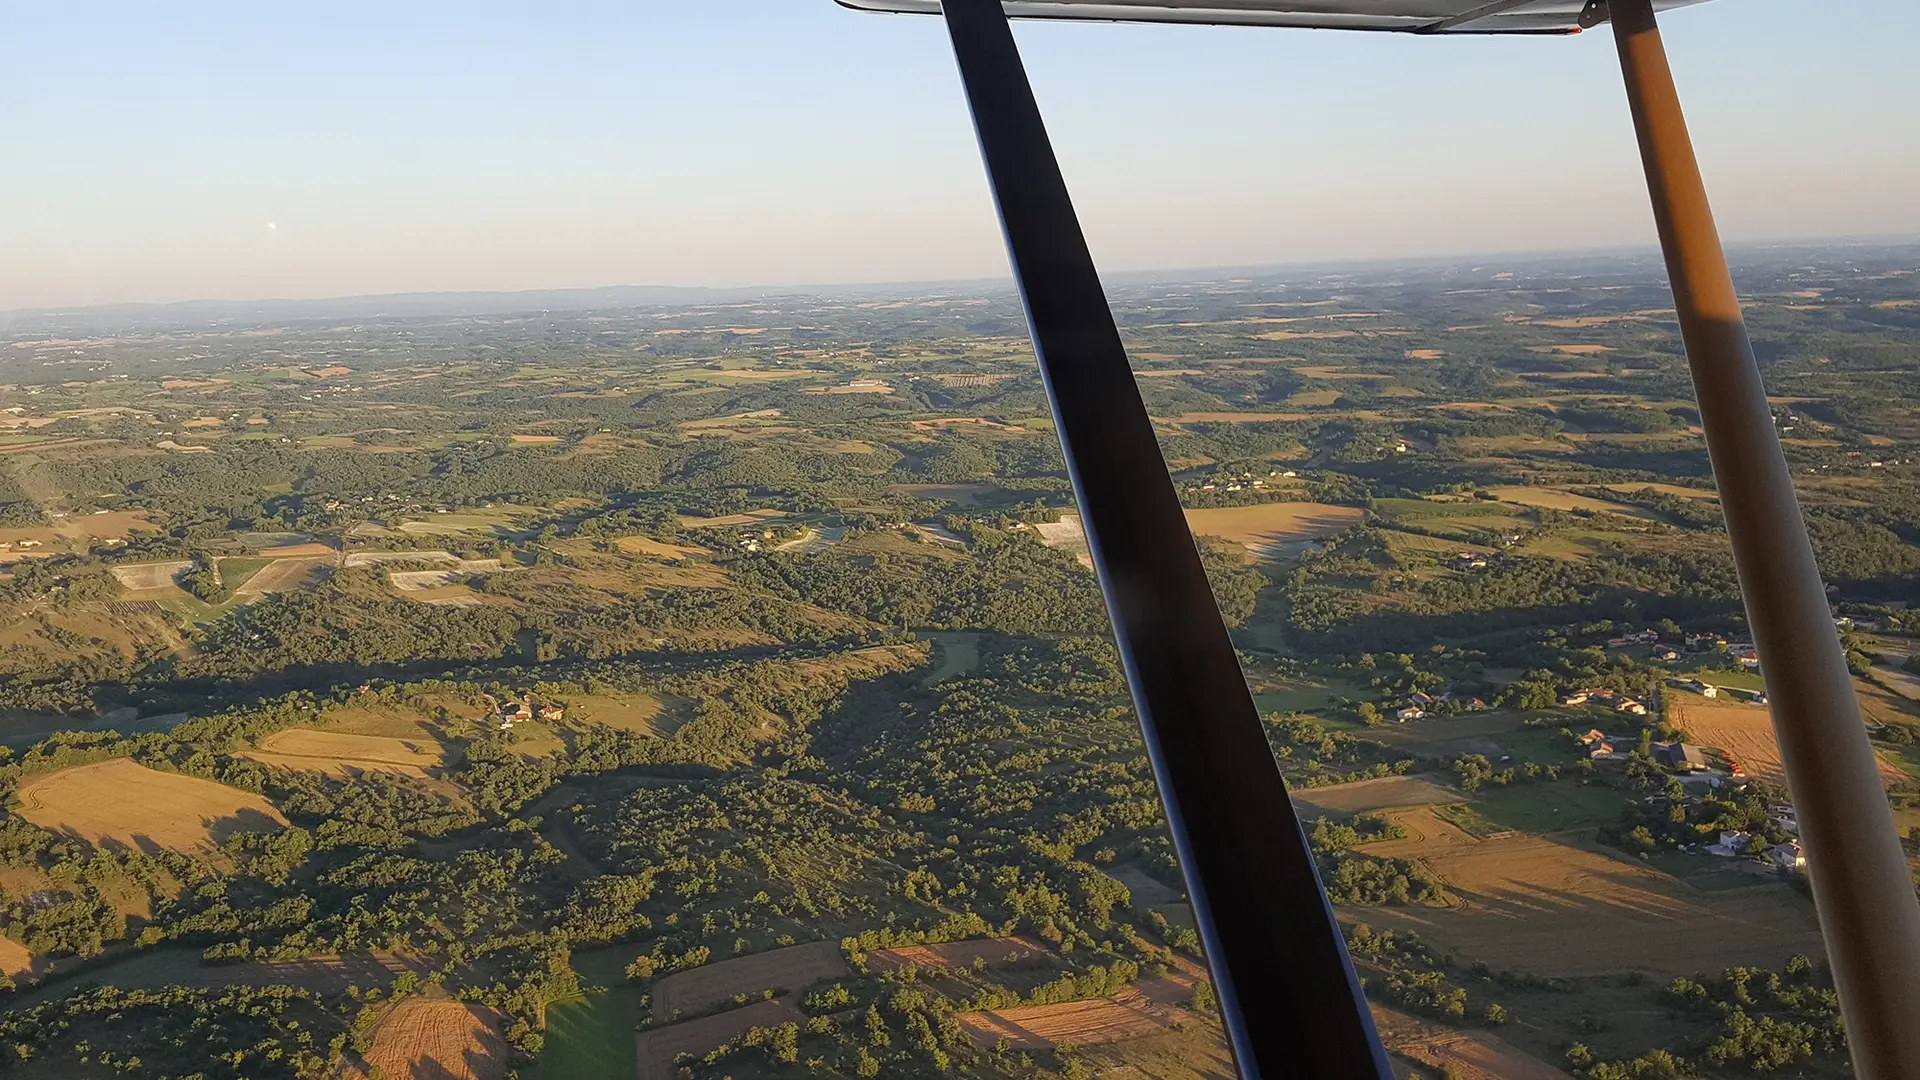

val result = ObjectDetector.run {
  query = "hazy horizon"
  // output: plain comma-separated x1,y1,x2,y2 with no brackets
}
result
5,0,1918,310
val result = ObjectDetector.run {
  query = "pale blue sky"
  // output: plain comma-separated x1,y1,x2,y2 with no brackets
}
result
2,1,1915,309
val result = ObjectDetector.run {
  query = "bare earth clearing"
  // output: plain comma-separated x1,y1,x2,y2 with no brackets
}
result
345,998,509,1080
234,557,327,596
238,727,446,779
15,758,288,856
650,941,849,1019
1031,513,1093,569
109,561,191,590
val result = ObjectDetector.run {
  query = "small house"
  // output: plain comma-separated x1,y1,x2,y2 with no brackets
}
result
1576,729,1609,747
1615,699,1648,716
1707,831,1752,857
1409,691,1434,707
538,704,566,722
1395,707,1426,723
1767,842,1806,872
1653,742,1709,772
1561,690,1592,707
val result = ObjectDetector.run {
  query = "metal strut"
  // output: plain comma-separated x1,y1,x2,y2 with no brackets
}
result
937,2,1392,1076
1609,2,1920,1077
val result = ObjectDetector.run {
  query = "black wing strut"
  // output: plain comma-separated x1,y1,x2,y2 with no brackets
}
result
939,2,1393,1075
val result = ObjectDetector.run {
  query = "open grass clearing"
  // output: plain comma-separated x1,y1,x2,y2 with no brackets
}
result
1106,864,1182,908
1443,783,1628,836
239,727,447,779
1183,502,1365,560
14,758,287,857
1251,674,1363,714
1483,486,1657,518
920,631,982,685
564,691,679,736
1346,827,1824,979
1292,775,1465,818
526,947,643,1080
613,535,706,560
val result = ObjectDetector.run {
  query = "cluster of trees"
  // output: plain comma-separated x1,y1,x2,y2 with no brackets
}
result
1601,780,1793,856
1569,957,1846,1077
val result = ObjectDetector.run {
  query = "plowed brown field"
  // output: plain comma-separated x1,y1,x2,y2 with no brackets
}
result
650,941,849,1020
867,936,1046,974
955,957,1205,1050
636,999,803,1080
1373,1005,1569,1080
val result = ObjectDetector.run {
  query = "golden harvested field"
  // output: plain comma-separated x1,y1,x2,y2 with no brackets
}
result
613,535,706,560
636,999,804,1080
1373,1005,1569,1080
1665,696,1908,787
15,758,288,856
1350,827,1825,978
675,508,790,529
1406,349,1445,360
1183,502,1367,558
867,936,1046,974
239,728,446,779
650,941,849,1019
0,511,158,547
1484,486,1652,517
347,999,508,1080
508,433,562,443
1291,776,1466,818
1606,482,1717,500
0,936,35,980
